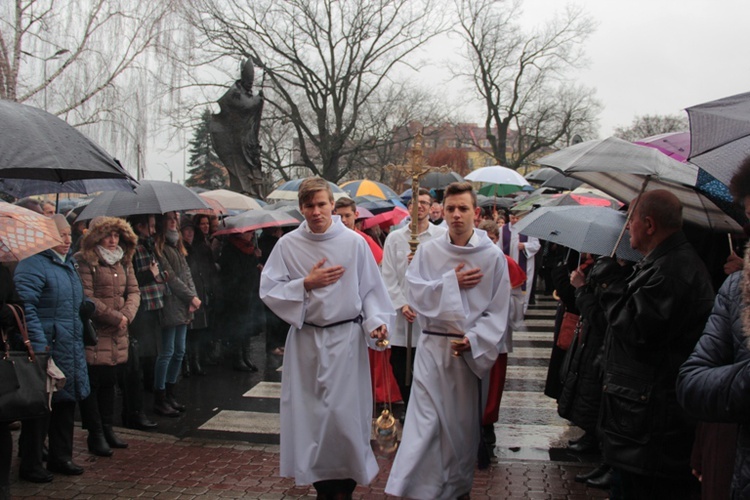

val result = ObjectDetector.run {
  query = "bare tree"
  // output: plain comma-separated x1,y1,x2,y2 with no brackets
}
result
0,0,180,176
454,0,601,170
613,114,688,142
184,0,450,182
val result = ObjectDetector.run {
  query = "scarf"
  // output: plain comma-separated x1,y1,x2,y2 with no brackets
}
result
96,245,124,266
230,235,256,255
165,229,180,246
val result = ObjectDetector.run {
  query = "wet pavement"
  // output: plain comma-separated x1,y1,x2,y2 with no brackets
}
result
5,295,610,498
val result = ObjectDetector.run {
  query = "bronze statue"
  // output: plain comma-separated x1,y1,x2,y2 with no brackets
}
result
210,59,265,198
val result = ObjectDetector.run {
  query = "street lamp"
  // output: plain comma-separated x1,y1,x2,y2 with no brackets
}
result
42,49,70,110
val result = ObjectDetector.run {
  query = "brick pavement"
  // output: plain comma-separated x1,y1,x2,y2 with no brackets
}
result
8,426,608,499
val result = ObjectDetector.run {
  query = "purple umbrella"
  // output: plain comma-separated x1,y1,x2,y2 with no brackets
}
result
634,131,691,162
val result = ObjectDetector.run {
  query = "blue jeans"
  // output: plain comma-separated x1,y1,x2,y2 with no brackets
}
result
154,324,187,390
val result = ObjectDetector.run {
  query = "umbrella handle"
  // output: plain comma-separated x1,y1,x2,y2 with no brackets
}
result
611,176,651,258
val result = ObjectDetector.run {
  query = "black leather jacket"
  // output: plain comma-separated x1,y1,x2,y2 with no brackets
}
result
595,231,714,478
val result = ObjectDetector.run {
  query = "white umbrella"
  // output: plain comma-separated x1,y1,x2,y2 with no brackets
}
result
537,137,741,233
465,166,530,196
200,189,263,211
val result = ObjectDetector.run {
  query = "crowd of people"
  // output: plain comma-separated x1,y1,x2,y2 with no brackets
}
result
3,162,750,499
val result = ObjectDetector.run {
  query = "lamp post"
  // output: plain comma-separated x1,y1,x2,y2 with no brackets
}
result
42,49,70,110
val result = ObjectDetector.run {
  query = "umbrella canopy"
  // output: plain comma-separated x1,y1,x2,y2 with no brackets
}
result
266,179,348,201
537,137,741,232
352,196,406,214
513,205,642,262
360,206,409,230
200,189,263,211
262,200,304,222
635,131,691,162
76,180,210,220
0,100,136,184
213,210,300,236
418,171,464,190
525,167,558,183
545,191,622,210
477,195,514,209
0,177,136,199
539,172,583,191
340,180,399,200
0,202,63,261
687,91,750,186
466,166,531,196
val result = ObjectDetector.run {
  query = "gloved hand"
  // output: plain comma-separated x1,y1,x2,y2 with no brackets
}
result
79,298,96,319
587,256,621,288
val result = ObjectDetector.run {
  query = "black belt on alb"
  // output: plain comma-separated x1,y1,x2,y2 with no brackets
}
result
422,330,463,338
303,315,363,329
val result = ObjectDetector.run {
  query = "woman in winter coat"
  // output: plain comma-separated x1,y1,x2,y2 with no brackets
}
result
74,217,140,457
14,215,89,477
180,214,220,375
153,213,200,416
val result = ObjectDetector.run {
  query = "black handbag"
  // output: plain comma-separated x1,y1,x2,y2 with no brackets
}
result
82,318,98,347
0,304,50,422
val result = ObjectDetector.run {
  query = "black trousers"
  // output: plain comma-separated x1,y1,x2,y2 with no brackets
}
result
80,364,121,431
389,345,417,406
18,415,48,473
48,400,76,463
121,338,145,422
0,423,10,487
613,468,700,500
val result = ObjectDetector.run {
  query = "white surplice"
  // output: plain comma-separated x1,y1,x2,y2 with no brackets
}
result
499,223,540,312
259,216,394,486
385,229,511,500
381,222,446,348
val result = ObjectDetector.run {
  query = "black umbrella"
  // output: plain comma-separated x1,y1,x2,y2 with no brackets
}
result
418,171,464,190
0,177,136,199
76,180,210,220
0,100,135,183
524,167,558,183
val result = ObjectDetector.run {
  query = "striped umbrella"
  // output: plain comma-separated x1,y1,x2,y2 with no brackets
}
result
340,180,399,200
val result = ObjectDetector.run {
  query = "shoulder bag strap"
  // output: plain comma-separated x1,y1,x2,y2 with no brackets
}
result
6,304,36,362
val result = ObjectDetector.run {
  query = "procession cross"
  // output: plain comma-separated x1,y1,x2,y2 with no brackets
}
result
387,131,448,385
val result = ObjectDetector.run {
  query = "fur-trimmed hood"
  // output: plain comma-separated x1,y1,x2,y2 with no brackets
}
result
77,216,138,266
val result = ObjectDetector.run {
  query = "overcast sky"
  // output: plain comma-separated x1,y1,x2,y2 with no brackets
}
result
150,0,750,182
522,0,750,136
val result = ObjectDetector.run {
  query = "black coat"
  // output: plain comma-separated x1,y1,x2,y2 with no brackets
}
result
677,271,749,499
595,231,714,479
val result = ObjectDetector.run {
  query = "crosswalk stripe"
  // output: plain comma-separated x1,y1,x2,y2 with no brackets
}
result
199,410,280,435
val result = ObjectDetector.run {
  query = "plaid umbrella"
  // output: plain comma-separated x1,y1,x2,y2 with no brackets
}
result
76,180,210,220
0,202,63,262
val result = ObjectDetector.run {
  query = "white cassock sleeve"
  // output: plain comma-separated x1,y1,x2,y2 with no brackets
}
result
259,245,308,330
357,242,395,342
381,232,407,311
406,247,465,323
523,236,541,258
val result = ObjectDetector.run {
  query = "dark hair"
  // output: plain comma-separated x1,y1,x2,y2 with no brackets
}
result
417,188,432,200
14,197,43,214
298,177,333,206
334,197,356,211
443,181,477,208
729,155,750,202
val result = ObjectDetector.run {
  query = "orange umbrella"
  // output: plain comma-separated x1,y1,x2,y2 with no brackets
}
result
0,202,63,261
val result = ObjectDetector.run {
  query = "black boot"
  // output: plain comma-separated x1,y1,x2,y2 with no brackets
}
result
153,390,179,417
233,350,256,372
102,425,128,449
204,339,223,365
124,412,157,430
165,383,186,412
586,467,615,489
575,463,610,483
87,429,113,457
182,356,191,378
241,336,259,372
191,351,206,376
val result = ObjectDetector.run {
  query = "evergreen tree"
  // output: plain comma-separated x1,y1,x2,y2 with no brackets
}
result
185,110,228,190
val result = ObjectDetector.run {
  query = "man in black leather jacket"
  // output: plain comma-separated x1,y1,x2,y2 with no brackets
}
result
588,189,714,499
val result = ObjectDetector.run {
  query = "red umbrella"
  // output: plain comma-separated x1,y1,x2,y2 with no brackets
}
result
360,207,409,230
